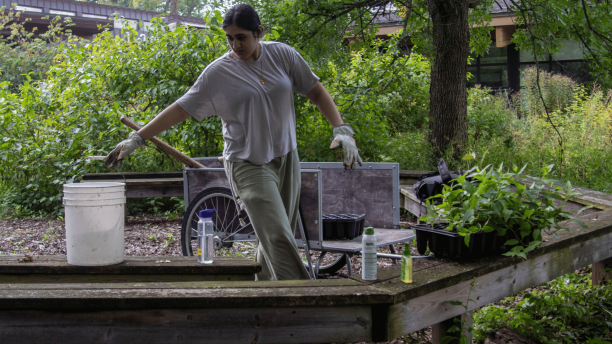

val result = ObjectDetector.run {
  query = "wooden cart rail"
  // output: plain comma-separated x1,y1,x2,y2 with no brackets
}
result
1,209,611,344
80,170,426,199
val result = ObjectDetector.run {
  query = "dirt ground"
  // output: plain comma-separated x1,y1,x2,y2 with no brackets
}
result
0,215,434,344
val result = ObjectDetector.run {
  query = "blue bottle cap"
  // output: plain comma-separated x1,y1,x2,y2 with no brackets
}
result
199,209,215,218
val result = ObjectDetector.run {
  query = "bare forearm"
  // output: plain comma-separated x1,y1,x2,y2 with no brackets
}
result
137,103,192,140
306,82,343,127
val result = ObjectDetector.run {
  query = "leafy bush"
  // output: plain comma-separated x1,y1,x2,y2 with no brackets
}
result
296,35,430,163
0,12,230,217
474,269,612,343
0,11,431,217
467,86,513,146
473,84,612,193
520,67,577,118
0,6,76,93
420,163,586,258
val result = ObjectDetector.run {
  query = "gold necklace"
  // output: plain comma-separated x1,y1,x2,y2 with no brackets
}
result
242,46,264,85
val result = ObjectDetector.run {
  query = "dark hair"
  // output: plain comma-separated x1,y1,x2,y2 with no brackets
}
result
223,4,262,37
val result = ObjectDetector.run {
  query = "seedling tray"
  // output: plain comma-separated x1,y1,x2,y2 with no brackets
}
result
322,214,366,240
412,224,507,260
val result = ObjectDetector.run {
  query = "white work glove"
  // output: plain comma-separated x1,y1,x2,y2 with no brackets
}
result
330,124,363,170
104,131,146,169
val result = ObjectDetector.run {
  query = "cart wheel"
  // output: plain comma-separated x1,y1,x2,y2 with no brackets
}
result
302,251,347,275
181,187,254,256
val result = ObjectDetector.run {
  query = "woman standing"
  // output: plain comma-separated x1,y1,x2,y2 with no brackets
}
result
104,4,362,281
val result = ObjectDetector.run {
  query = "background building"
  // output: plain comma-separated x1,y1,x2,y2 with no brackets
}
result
0,0,206,40
374,3,592,91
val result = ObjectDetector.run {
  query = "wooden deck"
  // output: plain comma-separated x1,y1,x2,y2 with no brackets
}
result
6,170,609,343
0,209,610,343
0,256,261,283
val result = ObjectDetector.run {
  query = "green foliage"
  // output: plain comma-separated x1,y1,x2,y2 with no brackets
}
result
474,269,612,343
467,86,513,146
472,83,612,194
0,12,229,217
520,67,578,118
297,36,430,163
419,163,587,259
381,130,433,170
0,6,78,93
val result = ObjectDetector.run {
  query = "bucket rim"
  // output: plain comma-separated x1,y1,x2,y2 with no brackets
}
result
63,197,126,206
64,182,125,189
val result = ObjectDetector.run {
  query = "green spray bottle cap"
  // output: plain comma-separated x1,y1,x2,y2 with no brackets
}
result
364,227,375,235
403,242,411,256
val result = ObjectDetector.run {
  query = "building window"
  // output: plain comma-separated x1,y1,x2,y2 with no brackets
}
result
467,43,513,90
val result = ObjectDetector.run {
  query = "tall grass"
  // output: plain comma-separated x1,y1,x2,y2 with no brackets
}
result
388,69,612,193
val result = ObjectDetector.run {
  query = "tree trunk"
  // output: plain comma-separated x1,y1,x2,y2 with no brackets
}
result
425,0,469,163
171,0,178,15
186,0,196,17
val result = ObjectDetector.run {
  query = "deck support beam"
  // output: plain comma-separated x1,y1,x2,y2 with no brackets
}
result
593,257,612,286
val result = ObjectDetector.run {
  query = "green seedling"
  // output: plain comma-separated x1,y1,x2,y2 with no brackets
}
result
145,234,157,241
163,233,176,247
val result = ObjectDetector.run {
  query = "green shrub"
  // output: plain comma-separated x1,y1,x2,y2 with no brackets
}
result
520,66,577,118
0,6,76,93
0,13,431,217
472,84,612,193
298,35,430,163
467,86,513,146
0,13,229,217
473,269,612,343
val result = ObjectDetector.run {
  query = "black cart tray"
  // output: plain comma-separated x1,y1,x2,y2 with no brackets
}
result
322,214,366,240
412,224,507,260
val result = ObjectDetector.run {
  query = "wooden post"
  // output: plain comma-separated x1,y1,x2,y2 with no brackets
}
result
593,257,612,286
432,312,472,344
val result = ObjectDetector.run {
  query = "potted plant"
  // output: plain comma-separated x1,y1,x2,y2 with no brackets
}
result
415,164,587,260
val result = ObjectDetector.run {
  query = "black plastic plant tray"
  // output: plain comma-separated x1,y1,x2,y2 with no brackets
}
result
322,214,366,240
412,224,506,261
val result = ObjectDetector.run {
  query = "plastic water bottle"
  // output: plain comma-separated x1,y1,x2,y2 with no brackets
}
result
197,209,215,264
362,227,377,281
401,242,413,283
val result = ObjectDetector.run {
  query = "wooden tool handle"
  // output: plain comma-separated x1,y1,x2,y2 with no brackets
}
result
120,116,206,169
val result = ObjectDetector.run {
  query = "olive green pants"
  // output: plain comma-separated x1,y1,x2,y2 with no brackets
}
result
225,150,310,281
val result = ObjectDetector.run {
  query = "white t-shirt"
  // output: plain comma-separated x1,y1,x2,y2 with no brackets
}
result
177,41,320,165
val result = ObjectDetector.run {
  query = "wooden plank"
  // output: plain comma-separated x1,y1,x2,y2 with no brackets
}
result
0,306,373,344
0,278,364,291
0,256,261,275
0,285,393,309
385,211,612,339
0,273,254,284
400,186,427,217
126,184,184,198
84,178,184,184
375,210,612,300
351,260,449,285
559,184,612,210
399,170,431,178
82,171,183,180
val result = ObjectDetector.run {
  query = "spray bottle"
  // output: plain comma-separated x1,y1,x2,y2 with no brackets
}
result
362,227,377,281
401,242,412,283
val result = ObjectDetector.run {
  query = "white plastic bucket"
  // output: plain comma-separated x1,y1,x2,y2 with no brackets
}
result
63,182,126,266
